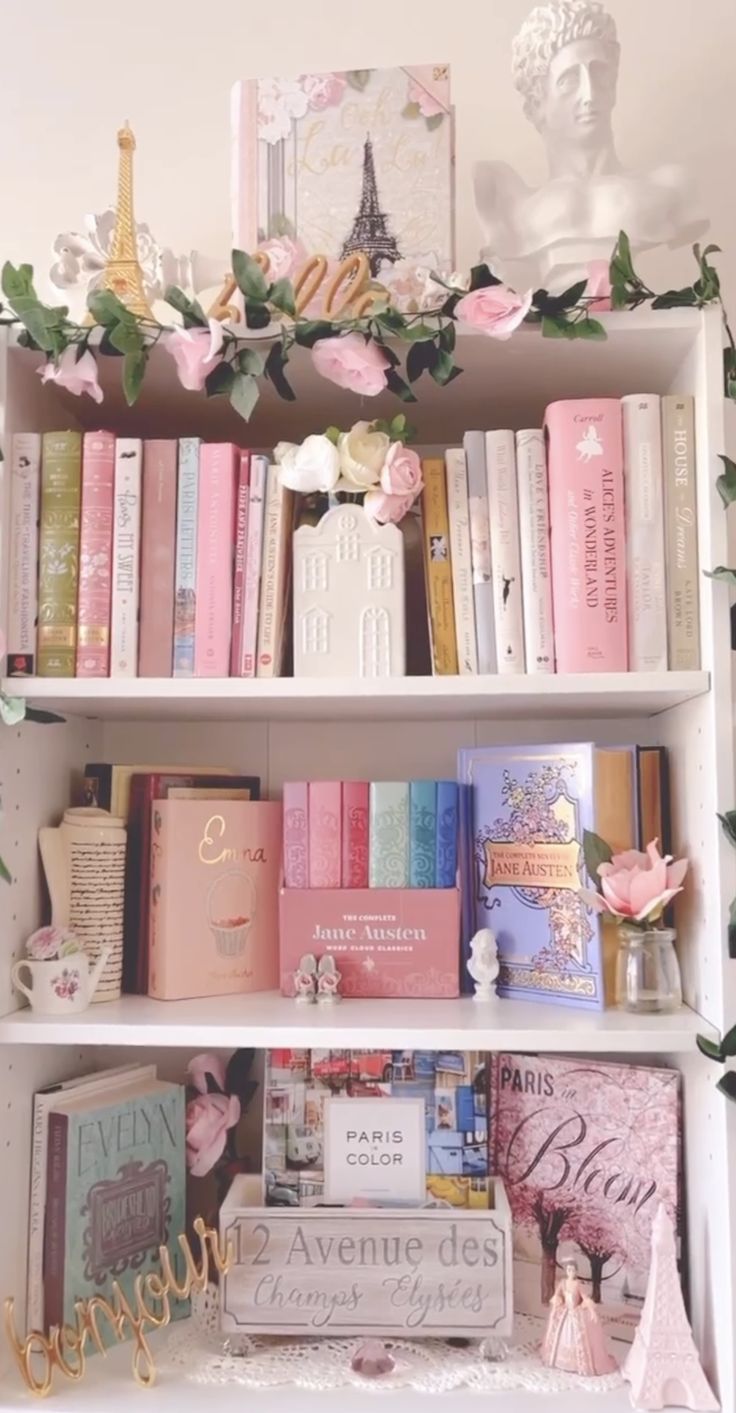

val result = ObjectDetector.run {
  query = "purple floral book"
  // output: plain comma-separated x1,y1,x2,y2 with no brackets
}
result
458,744,604,1009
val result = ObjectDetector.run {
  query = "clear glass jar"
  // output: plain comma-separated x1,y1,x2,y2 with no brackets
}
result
615,925,683,1013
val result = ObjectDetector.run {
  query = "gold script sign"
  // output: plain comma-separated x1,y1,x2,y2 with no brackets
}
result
208,250,378,323
3,1216,233,1398
483,840,581,891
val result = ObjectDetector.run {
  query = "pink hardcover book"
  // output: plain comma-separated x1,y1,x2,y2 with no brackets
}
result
283,782,309,888
138,439,178,676
76,431,115,677
342,781,369,888
489,1053,681,1341
148,799,281,1000
237,455,267,678
308,781,341,889
545,399,628,672
194,443,238,677
229,452,251,675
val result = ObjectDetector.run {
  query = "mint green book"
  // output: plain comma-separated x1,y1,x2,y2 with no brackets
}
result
369,781,410,887
44,1077,186,1334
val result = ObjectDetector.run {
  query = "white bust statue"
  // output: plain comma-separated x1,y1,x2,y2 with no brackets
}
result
474,0,707,291
467,928,500,1002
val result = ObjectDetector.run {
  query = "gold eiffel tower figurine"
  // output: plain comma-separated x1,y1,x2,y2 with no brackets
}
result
95,121,154,320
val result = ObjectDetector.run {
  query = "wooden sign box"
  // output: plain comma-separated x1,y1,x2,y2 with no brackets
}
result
219,1174,513,1338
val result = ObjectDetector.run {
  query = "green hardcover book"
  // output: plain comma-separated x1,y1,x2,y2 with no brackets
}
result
38,430,82,676
43,1077,187,1335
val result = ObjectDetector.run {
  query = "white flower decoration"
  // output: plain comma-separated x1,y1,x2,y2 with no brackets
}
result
275,435,340,494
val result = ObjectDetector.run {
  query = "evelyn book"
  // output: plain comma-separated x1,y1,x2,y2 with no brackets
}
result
43,1075,186,1335
488,1053,681,1342
148,799,281,999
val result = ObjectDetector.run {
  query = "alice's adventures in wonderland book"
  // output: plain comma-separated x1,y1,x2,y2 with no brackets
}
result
232,65,454,277
489,1053,681,1342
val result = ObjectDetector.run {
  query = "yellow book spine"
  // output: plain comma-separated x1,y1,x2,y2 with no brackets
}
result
38,431,82,677
421,458,458,675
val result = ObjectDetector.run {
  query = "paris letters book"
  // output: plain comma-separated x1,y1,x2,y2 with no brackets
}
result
43,1075,186,1335
231,66,454,276
488,1053,681,1342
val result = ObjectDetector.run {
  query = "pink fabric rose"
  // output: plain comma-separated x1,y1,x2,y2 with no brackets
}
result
380,442,423,499
302,72,347,110
26,926,78,961
311,333,390,396
364,487,416,525
185,1092,241,1177
407,78,445,119
187,1052,227,1095
39,346,103,403
162,318,225,391
455,284,532,340
581,840,688,923
258,235,307,284
586,259,612,312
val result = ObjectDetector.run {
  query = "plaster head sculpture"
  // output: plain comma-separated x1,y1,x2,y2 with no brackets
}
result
467,927,500,1002
474,0,707,291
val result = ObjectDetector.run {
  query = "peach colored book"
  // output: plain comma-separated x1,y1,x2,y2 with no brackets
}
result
194,443,238,676
308,781,341,888
148,799,281,1000
76,431,115,678
139,439,178,676
545,398,628,673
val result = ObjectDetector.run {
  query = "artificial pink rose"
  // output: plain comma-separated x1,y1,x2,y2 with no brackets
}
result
364,487,416,525
302,71,347,110
39,347,103,403
187,1052,227,1095
185,1092,241,1178
455,284,532,340
26,926,77,961
162,318,225,392
311,333,390,396
407,78,445,119
581,839,688,923
380,442,423,499
258,235,308,284
586,259,612,312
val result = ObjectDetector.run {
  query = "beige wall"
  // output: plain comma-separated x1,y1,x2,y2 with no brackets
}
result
1,0,734,303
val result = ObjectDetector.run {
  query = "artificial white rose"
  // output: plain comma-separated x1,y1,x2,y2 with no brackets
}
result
276,434,340,494
338,421,390,490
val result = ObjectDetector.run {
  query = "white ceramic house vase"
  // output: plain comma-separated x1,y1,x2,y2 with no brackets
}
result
38,807,126,1001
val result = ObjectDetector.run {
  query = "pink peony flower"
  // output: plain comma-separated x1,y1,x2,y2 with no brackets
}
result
311,333,390,396
302,71,347,110
185,1092,241,1177
39,347,103,403
380,442,423,499
407,78,445,119
162,318,225,392
26,926,77,961
580,839,688,923
455,284,532,340
187,1052,227,1095
258,235,308,284
586,259,612,312
364,487,416,525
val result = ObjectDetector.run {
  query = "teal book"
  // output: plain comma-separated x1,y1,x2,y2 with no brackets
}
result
369,781,409,887
410,780,436,888
44,1077,187,1334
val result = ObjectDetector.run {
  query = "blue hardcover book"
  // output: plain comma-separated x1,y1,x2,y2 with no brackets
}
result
410,780,436,888
435,780,459,888
457,744,605,1009
173,436,200,676
369,781,409,887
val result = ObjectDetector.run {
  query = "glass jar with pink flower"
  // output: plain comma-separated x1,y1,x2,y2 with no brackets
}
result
582,835,687,1013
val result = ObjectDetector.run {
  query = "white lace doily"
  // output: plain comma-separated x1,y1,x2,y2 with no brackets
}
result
163,1286,624,1396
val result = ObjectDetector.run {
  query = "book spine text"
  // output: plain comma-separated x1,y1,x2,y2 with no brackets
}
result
463,430,497,674
446,449,478,675
662,395,700,670
622,395,668,671
110,438,142,677
8,432,41,675
238,455,267,677
421,457,458,675
173,437,200,677
515,428,554,674
194,443,237,676
485,430,525,674
76,431,115,677
38,431,82,677
139,439,178,676
229,452,251,675
257,466,293,677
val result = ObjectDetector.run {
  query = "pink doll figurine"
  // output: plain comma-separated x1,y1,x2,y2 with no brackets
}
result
542,1258,617,1377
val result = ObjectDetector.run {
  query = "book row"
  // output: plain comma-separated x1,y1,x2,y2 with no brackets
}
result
283,779,458,889
7,433,293,679
81,739,668,1009
425,395,700,677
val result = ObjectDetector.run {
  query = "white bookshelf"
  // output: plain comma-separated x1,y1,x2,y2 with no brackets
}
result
1,308,734,1413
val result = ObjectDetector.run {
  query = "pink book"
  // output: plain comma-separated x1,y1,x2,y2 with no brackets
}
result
229,452,251,675
545,399,628,672
148,798,282,1000
76,431,115,677
138,439,178,676
236,455,267,677
194,443,238,677
283,782,309,888
308,781,341,889
342,780,369,888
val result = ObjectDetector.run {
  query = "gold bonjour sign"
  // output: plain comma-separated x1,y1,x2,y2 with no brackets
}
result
483,839,581,891
4,1217,232,1398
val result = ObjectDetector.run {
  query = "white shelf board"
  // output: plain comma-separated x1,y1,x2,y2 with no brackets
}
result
0,991,714,1052
3,671,710,722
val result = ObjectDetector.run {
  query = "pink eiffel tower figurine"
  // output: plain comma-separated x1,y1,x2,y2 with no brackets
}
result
624,1205,719,1410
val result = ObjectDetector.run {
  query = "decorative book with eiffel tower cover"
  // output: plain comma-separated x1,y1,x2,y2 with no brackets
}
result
232,66,454,278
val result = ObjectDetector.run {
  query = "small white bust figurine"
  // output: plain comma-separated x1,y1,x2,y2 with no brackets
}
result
467,929,500,1002
474,0,707,291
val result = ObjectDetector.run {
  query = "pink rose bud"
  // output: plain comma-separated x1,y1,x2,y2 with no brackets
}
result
455,284,532,341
